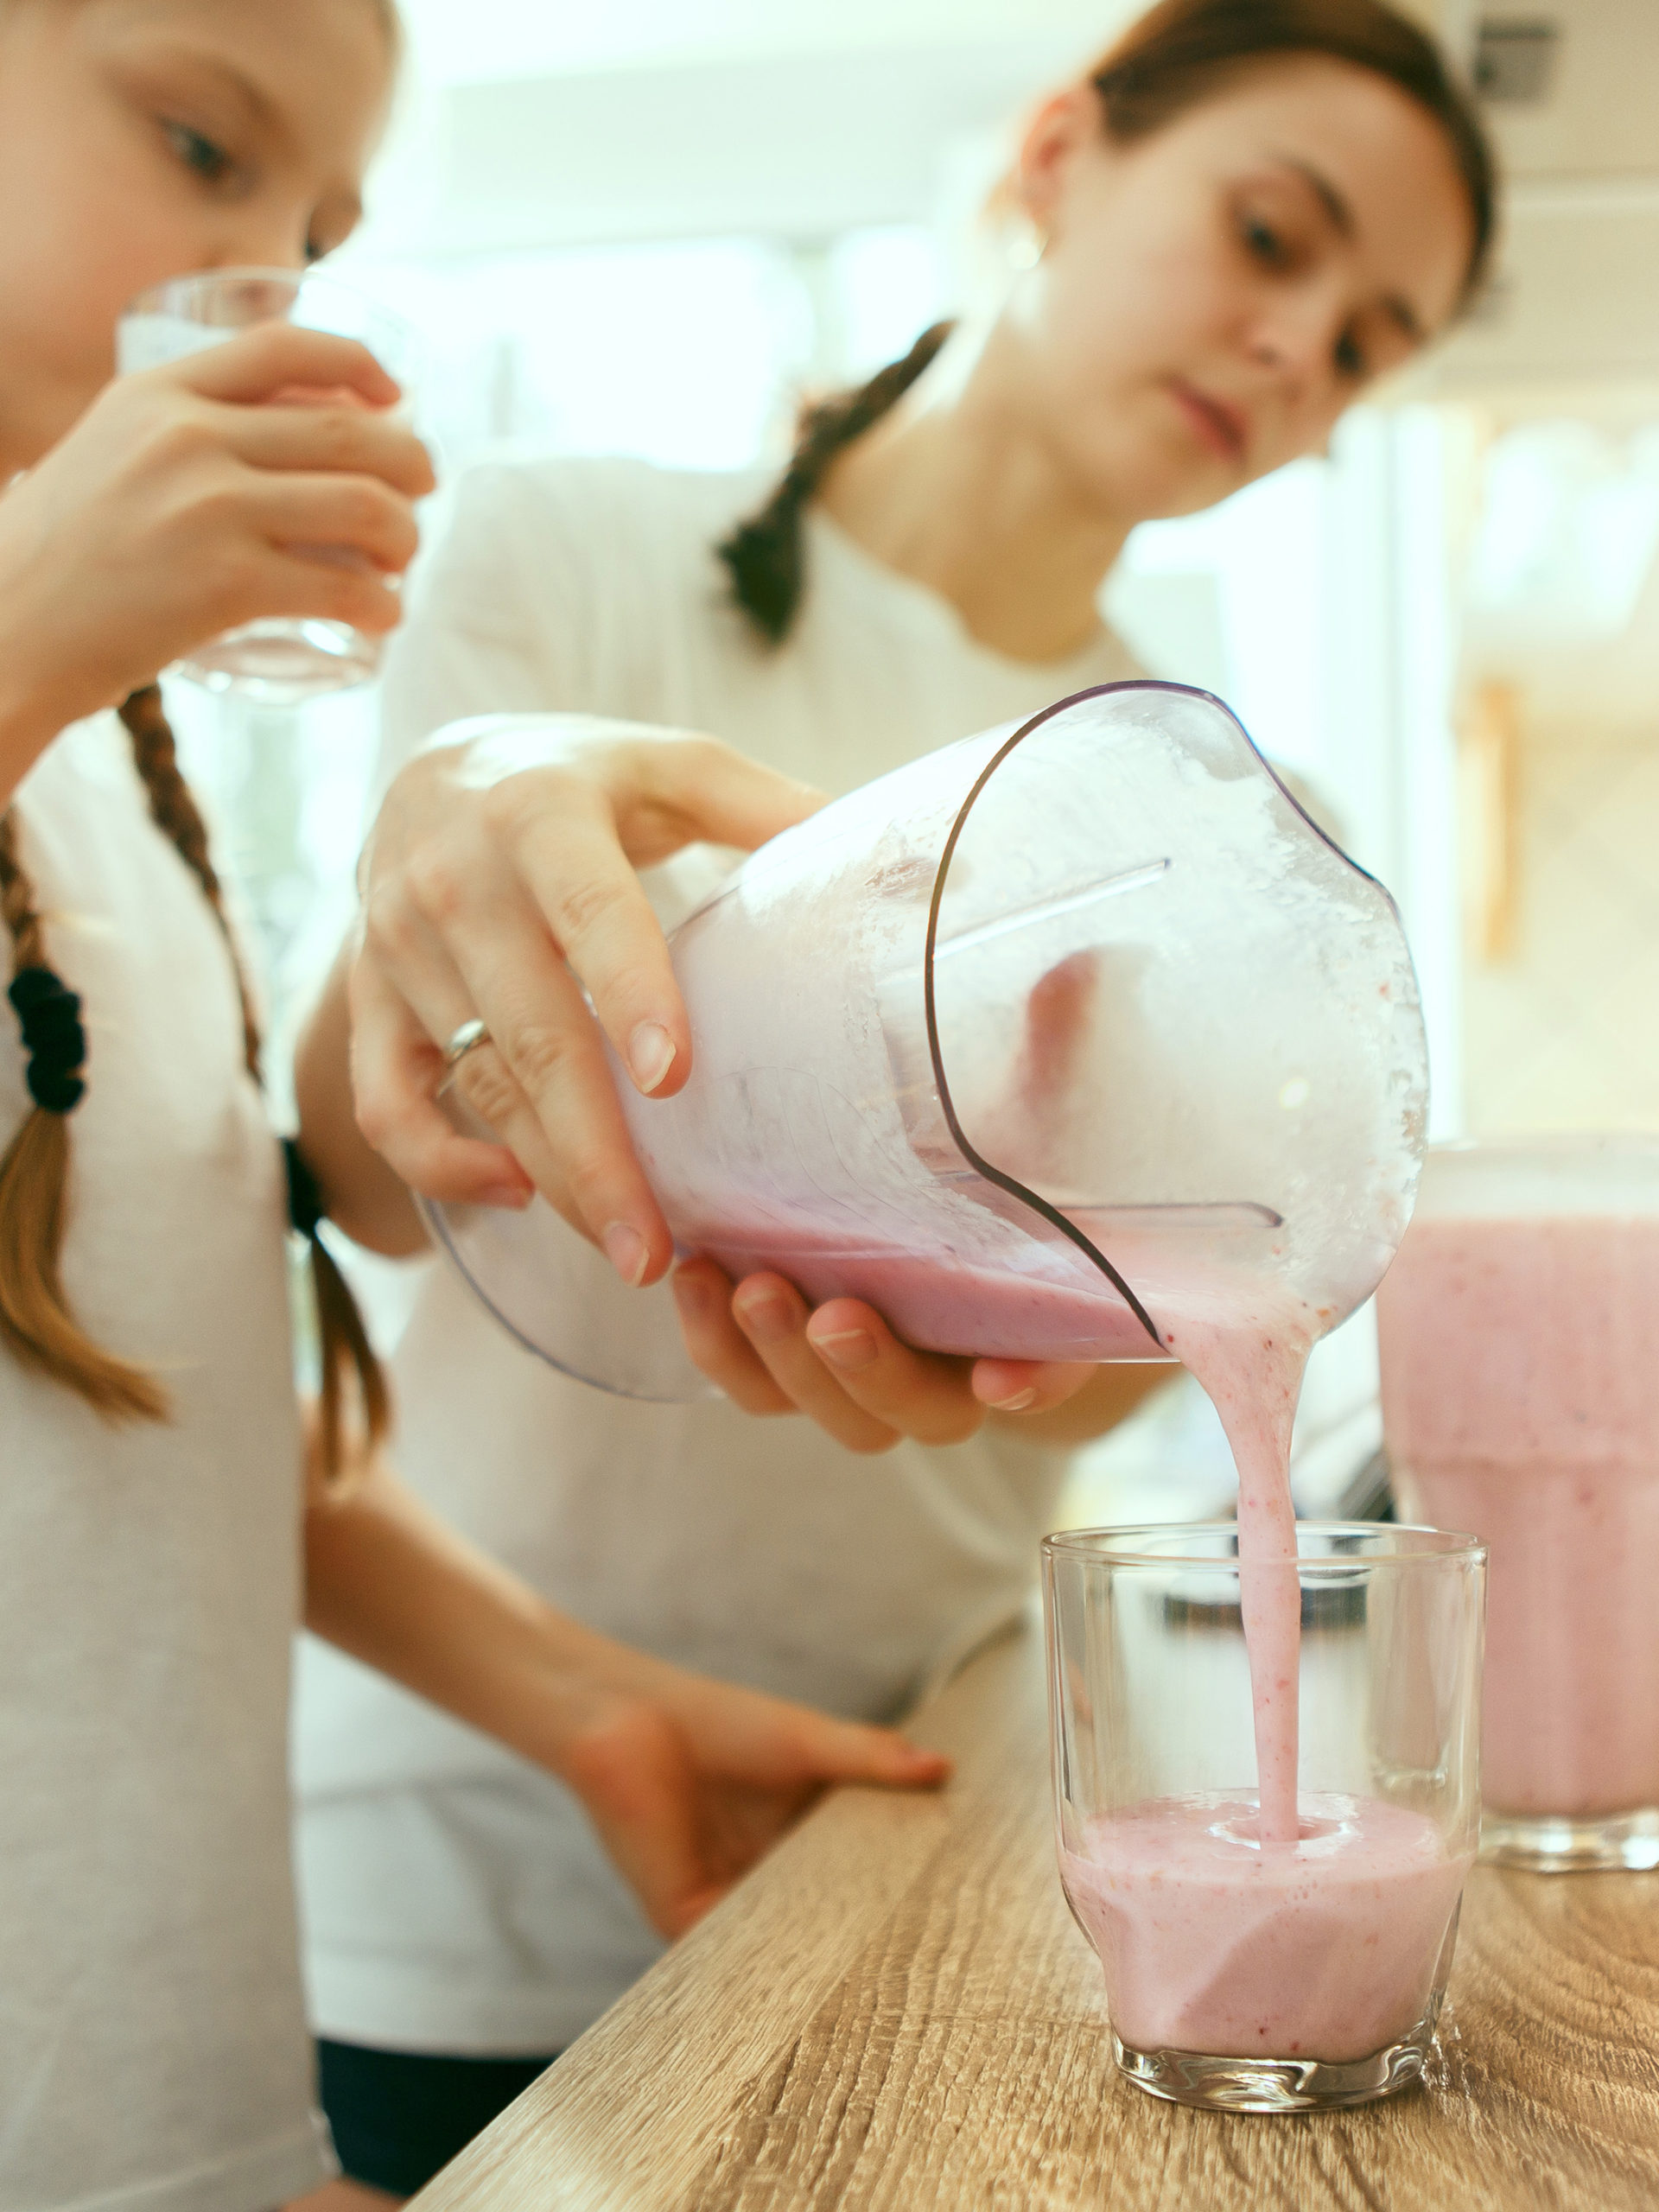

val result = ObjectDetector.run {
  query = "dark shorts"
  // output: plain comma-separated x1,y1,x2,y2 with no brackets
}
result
317,2037,562,2196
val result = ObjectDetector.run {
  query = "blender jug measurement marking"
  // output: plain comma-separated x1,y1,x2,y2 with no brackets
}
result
932,860,1173,961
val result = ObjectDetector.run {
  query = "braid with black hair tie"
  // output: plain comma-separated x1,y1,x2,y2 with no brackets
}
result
280,1134,390,1477
0,804,168,1421
718,319,956,646
8,968,86,1116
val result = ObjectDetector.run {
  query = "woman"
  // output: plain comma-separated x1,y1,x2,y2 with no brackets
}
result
294,0,1496,2188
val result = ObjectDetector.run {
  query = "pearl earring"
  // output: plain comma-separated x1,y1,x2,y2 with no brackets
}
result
1008,221,1048,271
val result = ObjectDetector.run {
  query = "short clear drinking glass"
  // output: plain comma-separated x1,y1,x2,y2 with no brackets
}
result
117,267,421,702
1043,1522,1484,2113
1379,1135,1659,1871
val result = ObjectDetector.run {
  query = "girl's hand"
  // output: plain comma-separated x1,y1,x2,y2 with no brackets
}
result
350,715,825,1284
0,321,434,758
301,1421,948,1948
672,1259,1097,1452
551,1666,951,1939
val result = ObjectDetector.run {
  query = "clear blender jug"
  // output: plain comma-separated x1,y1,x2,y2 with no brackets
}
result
424,682,1428,1400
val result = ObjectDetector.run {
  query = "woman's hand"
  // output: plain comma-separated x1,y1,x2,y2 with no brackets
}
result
672,1259,1108,1452
0,321,433,787
554,1669,950,1940
349,715,826,1285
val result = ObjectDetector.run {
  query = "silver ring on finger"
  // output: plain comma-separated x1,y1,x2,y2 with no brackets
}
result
442,1017,492,1071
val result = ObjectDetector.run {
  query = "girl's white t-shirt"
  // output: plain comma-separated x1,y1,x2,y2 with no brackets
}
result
0,717,325,2211
295,456,1140,2055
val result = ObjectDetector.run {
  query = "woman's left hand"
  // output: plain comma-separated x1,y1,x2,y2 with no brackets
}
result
671,1257,1097,1452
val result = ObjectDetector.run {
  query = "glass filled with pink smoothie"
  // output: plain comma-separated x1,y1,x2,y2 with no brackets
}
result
1043,1522,1484,2112
1378,1135,1659,1871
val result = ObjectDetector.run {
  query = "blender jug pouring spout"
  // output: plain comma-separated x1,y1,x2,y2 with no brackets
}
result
423,682,1429,1400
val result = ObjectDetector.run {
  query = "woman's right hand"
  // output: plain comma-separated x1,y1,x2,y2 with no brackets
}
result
0,321,433,770
349,716,826,1287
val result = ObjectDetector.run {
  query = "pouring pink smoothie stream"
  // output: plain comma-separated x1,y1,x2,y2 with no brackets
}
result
1057,1294,1473,2073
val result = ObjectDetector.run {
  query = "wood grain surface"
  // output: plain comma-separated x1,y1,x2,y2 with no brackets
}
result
413,1618,1659,2212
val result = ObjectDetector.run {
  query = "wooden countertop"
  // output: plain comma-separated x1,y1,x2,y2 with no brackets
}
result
415,1618,1659,2212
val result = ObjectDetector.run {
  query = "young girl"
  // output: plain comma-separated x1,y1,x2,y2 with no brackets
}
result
292,0,1497,2186
0,7,945,2209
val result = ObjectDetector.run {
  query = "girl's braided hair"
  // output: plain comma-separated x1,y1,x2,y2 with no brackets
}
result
717,0,1495,648
0,686,387,1480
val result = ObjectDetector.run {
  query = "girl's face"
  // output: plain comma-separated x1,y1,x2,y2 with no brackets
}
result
1003,58,1477,522
0,0,394,470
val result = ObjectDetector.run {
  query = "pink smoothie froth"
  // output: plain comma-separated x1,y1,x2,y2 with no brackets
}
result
1062,1795,1471,2062
1378,1212,1659,1818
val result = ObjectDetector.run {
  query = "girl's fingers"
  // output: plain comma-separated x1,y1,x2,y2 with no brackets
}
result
801,1300,985,1446
225,401,436,498
556,1696,720,1939
786,1708,954,1788
671,1260,795,1415
258,546,407,635
248,471,421,573
169,321,403,410
728,1274,901,1453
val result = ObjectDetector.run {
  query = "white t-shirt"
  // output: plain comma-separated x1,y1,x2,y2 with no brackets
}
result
295,456,1140,2054
0,717,325,2211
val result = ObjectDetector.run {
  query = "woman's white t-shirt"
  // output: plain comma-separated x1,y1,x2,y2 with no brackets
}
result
295,456,1140,2054
0,718,325,2211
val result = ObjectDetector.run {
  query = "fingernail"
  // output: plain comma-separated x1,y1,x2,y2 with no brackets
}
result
810,1326,878,1372
735,1290,795,1344
601,1221,652,1287
990,1387,1037,1413
628,1020,677,1096
480,1182,533,1211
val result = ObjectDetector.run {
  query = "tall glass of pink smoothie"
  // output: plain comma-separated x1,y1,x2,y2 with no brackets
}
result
1043,1522,1484,2112
1378,1135,1659,1872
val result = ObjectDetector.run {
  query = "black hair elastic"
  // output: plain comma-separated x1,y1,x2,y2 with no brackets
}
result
283,1136,326,1241
9,965,86,1115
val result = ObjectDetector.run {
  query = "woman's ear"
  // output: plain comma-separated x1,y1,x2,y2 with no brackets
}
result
1010,85,1109,238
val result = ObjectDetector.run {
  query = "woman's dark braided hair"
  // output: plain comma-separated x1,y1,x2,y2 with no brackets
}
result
0,685,387,1481
717,319,955,646
717,0,1495,648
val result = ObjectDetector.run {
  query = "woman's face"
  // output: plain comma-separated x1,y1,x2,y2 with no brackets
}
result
0,0,393,471
1001,57,1477,522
